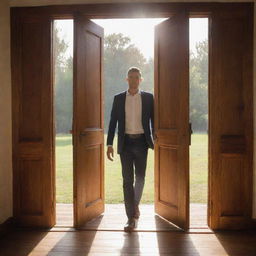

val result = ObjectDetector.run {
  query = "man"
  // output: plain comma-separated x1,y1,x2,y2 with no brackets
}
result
106,67,154,232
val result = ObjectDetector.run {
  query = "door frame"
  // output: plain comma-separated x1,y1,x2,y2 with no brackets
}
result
11,2,254,229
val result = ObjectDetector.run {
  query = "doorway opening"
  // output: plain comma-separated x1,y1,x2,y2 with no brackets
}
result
189,18,209,228
53,19,74,226
91,18,165,230
53,17,209,229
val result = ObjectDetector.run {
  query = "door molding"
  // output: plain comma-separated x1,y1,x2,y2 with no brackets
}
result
11,2,252,19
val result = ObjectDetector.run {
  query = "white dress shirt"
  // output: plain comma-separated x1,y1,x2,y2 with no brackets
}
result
125,89,144,134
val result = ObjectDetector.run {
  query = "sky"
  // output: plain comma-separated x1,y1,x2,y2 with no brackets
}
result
54,18,208,60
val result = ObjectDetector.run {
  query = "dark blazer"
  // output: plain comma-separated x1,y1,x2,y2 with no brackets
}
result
107,90,154,154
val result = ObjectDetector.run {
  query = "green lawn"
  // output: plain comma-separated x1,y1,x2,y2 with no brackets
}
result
56,133,208,204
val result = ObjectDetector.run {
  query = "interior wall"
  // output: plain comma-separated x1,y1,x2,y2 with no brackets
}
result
253,1,256,220
0,0,255,224
0,0,12,224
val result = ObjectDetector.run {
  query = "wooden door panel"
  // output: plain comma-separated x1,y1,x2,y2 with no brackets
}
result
74,16,104,227
208,6,253,230
19,159,43,215
154,13,189,230
11,11,55,227
220,156,244,216
159,147,178,205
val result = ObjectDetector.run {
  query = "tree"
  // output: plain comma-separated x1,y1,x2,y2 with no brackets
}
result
104,33,153,131
54,29,208,134
189,40,208,132
54,26,73,134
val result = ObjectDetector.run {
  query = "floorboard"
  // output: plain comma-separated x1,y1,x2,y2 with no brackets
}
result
56,203,208,231
1,228,256,255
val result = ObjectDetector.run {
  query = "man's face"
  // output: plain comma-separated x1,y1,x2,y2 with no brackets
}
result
126,71,142,90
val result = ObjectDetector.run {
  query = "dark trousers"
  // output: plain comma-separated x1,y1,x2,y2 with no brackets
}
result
120,134,149,219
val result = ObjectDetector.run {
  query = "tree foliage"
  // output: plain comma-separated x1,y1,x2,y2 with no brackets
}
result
54,31,208,133
54,26,73,134
190,40,208,132
103,33,153,131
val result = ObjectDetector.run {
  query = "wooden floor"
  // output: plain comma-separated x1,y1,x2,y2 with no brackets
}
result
1,204,255,255
1,226,256,255
56,203,208,231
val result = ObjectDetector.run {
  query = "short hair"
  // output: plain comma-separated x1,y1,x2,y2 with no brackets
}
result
127,67,142,77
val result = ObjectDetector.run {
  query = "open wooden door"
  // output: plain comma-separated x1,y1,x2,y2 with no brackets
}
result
73,16,104,227
208,5,253,230
11,11,55,227
154,13,190,230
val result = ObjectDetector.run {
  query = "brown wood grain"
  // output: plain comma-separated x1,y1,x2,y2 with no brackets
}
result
55,204,209,231
1,226,256,255
73,16,104,228
154,12,190,231
208,5,253,230
11,12,55,228
11,3,253,19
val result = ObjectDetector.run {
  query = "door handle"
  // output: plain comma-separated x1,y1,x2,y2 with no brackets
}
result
189,122,193,145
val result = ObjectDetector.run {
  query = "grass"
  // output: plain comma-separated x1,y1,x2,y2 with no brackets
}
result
55,135,73,203
56,133,208,204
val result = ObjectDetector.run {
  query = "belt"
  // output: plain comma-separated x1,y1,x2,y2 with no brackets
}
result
125,133,145,139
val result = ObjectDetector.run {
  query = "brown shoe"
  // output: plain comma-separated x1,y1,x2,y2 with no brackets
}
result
124,218,136,232
134,205,140,219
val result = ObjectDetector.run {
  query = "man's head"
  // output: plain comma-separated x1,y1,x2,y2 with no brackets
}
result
126,67,143,90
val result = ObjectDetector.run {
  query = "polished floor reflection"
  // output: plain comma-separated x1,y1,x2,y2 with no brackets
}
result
1,204,255,256
1,226,256,255
56,203,208,231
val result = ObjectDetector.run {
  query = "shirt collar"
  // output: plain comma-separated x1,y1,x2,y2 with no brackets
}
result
126,89,141,96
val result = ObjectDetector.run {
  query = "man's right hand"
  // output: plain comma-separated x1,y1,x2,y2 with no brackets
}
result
107,146,114,161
